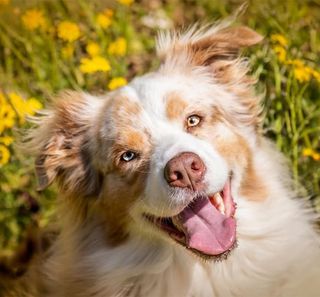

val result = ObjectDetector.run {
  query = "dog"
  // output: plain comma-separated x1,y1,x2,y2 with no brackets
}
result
5,21,320,297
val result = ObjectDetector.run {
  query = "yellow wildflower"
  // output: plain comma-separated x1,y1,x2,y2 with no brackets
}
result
61,44,75,59
287,62,319,83
86,42,101,57
0,136,14,146
117,0,134,5
0,145,10,166
272,45,286,63
303,148,320,161
310,69,320,83
79,56,111,74
286,59,304,67
271,34,288,47
287,60,313,83
303,148,314,157
0,101,16,131
0,0,10,5
8,92,25,124
25,98,43,115
96,11,112,29
108,77,127,90
57,21,81,42
22,9,47,31
293,66,311,83
108,37,127,56
8,93,42,124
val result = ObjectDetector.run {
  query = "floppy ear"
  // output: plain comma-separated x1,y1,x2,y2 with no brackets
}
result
27,91,103,196
190,26,262,64
157,23,263,70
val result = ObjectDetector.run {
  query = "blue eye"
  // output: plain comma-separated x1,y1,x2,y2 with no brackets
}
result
121,151,137,162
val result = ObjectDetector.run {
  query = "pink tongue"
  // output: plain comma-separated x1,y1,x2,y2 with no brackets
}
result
177,198,236,255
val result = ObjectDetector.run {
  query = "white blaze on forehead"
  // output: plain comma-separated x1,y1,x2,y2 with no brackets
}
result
127,72,211,116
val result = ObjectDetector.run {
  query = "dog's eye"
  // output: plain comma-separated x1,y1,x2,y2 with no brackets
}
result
187,115,201,127
121,151,137,162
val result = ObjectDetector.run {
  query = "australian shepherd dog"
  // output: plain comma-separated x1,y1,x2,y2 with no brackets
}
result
4,21,320,297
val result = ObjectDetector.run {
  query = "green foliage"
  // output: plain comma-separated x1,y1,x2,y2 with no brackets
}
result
0,0,319,253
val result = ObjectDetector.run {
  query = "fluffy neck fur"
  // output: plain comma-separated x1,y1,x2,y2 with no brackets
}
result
40,137,320,297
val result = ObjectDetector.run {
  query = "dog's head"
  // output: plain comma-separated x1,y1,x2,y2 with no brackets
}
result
29,23,265,260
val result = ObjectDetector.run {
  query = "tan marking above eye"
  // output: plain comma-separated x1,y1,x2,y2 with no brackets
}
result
112,95,142,116
165,92,187,120
122,130,146,151
187,115,201,127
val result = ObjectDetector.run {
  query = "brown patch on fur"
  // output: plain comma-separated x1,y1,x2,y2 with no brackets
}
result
166,92,187,121
122,130,146,151
240,158,268,201
205,127,268,201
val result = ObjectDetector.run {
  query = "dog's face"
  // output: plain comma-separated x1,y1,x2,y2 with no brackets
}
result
32,24,266,260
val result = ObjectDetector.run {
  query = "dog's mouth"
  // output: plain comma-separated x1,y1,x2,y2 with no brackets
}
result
144,179,237,260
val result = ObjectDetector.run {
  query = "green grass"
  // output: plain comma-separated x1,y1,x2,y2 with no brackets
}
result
0,0,319,253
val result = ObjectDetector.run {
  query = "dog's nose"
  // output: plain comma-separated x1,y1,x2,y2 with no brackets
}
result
164,152,206,190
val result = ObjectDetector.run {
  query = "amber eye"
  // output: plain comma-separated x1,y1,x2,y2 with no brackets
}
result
187,115,201,127
121,151,137,162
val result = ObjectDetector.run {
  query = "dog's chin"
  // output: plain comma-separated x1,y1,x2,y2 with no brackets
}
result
144,179,237,261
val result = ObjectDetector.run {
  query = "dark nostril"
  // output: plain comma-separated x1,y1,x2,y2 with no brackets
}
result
168,170,182,182
191,161,201,171
174,171,183,181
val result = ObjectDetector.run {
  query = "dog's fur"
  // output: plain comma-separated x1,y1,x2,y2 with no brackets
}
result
3,22,320,297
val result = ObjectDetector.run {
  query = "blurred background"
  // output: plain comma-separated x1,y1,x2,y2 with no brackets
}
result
0,0,319,256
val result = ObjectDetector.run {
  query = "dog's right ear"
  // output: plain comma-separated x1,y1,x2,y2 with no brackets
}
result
26,91,103,196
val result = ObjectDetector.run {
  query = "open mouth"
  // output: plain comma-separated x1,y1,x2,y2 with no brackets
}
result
144,179,237,260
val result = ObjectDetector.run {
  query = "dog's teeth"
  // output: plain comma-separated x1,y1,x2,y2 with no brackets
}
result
217,203,225,215
214,192,223,204
213,193,225,215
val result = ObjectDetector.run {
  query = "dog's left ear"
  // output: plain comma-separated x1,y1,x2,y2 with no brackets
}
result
26,91,103,197
157,24,263,69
